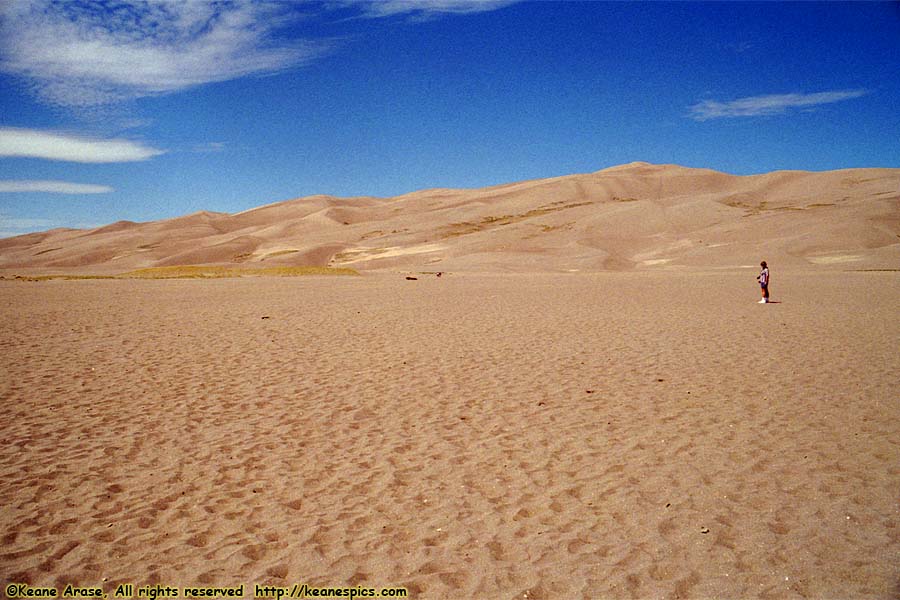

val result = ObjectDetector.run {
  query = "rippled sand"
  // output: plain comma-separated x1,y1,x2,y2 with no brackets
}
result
1,271,898,598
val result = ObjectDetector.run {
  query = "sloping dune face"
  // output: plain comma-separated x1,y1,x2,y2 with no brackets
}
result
2,163,898,273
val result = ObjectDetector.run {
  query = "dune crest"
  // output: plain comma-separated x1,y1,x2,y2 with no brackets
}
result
2,163,898,274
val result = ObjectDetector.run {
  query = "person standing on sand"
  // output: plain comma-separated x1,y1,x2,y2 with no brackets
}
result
757,261,770,303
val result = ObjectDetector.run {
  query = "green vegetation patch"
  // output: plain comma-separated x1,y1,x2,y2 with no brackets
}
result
6,274,116,281
121,265,358,278
841,176,879,187
722,196,836,216
32,247,62,256
332,248,389,262
439,200,594,239
6,265,359,281
262,249,300,259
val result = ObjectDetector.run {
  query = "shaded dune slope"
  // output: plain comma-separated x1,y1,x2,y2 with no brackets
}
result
2,163,898,273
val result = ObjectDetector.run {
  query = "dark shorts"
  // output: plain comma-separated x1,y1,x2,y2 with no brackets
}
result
761,284,769,296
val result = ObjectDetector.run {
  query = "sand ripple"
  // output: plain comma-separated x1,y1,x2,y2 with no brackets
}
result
1,272,898,598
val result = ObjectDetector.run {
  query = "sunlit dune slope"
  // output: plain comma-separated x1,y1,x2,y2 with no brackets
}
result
2,162,898,273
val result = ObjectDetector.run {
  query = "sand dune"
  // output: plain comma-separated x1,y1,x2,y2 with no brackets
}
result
2,162,899,598
1,163,898,274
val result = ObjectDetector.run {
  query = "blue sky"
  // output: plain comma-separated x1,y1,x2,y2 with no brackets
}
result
1,1,898,238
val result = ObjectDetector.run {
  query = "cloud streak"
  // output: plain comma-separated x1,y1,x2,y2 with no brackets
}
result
0,1,326,107
0,180,113,194
690,90,869,121
352,1,520,19
0,1,521,107
0,127,164,163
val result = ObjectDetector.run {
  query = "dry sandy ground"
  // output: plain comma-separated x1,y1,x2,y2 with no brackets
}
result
1,271,898,599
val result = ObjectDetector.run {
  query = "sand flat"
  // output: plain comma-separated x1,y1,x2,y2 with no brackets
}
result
1,271,898,599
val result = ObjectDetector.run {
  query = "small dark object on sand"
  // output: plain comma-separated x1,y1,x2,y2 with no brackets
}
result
406,276,418,281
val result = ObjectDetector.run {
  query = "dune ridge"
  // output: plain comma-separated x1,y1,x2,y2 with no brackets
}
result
2,163,898,274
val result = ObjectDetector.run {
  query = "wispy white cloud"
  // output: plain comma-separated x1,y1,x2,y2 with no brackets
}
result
0,180,113,194
0,127,164,163
690,89,869,121
0,1,518,107
346,0,520,20
0,1,326,107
